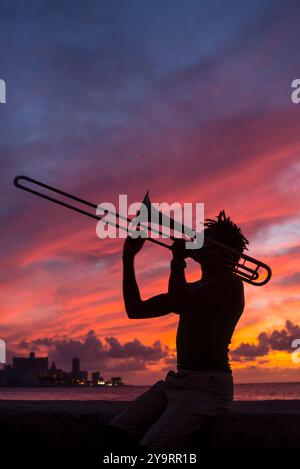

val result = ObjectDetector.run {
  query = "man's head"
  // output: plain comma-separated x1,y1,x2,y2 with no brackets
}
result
192,210,249,271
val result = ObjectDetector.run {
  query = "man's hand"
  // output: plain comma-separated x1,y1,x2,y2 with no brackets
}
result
123,235,145,258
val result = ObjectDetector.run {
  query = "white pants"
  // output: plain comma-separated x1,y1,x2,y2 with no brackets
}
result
108,369,233,449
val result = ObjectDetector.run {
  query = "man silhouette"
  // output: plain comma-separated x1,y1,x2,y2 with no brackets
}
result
105,211,248,449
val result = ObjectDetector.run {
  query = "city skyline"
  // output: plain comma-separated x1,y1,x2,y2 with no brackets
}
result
0,351,123,387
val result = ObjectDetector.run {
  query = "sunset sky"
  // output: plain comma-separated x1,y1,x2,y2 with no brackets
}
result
1,0,300,384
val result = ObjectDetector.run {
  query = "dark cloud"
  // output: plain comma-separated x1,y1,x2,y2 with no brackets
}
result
19,338,55,350
231,321,300,361
231,332,269,360
275,272,300,287
105,337,168,360
283,245,300,256
269,321,300,351
18,330,170,372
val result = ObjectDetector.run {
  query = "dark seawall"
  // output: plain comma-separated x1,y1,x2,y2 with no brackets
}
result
0,400,300,449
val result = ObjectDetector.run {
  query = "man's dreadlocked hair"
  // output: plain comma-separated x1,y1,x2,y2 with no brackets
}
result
204,210,249,262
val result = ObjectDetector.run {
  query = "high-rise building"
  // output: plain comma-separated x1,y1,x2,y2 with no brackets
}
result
71,358,80,379
12,352,48,385
78,370,88,381
91,371,100,383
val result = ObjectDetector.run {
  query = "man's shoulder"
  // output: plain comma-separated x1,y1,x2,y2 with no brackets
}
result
216,271,244,289
201,272,244,295
187,272,244,291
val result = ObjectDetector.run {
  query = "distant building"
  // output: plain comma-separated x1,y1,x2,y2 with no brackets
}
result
71,358,88,384
91,371,105,385
111,376,123,386
12,352,48,385
72,358,80,379
78,370,88,381
91,371,100,383
47,362,65,382
0,365,12,386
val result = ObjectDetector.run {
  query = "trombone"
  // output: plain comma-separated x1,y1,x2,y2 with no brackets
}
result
13,175,272,286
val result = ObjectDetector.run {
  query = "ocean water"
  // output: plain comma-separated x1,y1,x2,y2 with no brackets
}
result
0,382,299,401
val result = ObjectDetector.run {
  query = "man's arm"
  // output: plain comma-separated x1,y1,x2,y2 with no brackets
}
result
168,239,189,312
123,237,173,319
